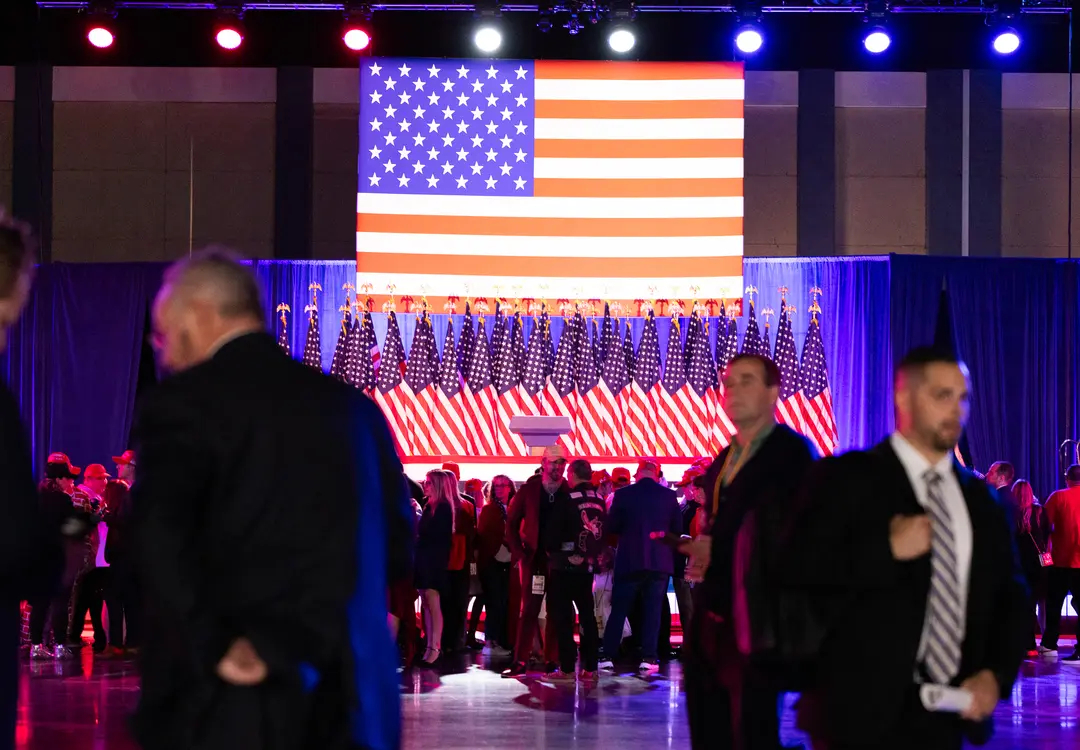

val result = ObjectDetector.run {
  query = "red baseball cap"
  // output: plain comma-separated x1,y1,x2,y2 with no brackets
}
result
84,464,111,480
112,450,136,466
611,467,632,486
675,467,704,488
591,469,611,487
47,452,80,476
636,458,661,475
441,462,461,481
464,478,484,495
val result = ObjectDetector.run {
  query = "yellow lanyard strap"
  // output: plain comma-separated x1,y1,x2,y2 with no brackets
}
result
711,444,753,517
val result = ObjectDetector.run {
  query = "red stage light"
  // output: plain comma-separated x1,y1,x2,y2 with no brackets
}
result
343,27,372,52
216,27,243,50
87,26,115,49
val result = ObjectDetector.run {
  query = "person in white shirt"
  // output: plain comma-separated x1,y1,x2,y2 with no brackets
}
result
785,346,1029,750
68,463,111,652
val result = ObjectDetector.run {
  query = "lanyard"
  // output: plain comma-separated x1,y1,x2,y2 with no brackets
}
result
711,443,754,517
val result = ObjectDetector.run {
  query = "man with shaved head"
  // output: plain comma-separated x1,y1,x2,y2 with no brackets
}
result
786,347,1028,750
133,248,412,750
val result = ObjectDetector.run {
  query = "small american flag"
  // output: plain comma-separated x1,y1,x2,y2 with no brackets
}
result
741,300,762,356
723,309,740,372
591,318,603,375
356,311,378,392
545,314,578,455
434,317,470,455
490,305,508,364
302,304,322,372
342,316,360,387
573,314,606,456
404,313,439,455
657,316,691,456
276,307,290,357
684,313,718,457
622,318,636,384
600,311,631,456
760,318,772,360
458,304,476,390
773,300,804,433
330,307,353,382
711,307,736,451
374,311,410,455
520,313,547,419
627,312,661,456
465,315,498,456
493,311,527,455
798,307,838,456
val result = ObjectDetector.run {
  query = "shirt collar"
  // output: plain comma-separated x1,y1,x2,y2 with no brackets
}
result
890,432,954,483
735,418,776,452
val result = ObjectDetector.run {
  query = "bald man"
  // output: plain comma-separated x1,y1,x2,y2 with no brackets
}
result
132,248,412,750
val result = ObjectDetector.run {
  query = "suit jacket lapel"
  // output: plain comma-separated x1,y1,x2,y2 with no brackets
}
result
871,441,922,516
953,462,989,660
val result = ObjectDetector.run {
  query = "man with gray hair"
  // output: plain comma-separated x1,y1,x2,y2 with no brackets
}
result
133,248,412,750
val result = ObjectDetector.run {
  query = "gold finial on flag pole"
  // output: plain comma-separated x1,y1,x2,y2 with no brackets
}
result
276,303,290,327
762,306,775,327
745,285,758,306
309,281,322,307
778,285,789,301
445,295,459,314
338,304,350,333
809,300,822,322
304,303,317,321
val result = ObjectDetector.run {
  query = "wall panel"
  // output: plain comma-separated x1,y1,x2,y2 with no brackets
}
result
745,105,797,258
313,102,359,260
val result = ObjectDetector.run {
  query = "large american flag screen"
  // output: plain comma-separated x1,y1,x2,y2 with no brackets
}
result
356,58,744,307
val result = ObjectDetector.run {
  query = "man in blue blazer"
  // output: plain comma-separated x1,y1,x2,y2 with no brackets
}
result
599,460,682,674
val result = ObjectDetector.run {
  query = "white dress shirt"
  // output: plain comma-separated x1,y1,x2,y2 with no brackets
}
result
889,433,973,668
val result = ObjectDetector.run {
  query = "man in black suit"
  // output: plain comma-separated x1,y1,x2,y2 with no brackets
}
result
0,214,68,750
787,347,1029,750
133,249,412,750
985,461,1016,508
680,353,818,750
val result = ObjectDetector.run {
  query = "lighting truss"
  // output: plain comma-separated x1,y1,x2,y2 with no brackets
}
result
34,0,1074,13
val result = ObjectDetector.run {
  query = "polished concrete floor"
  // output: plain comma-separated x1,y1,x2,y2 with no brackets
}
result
13,641,1080,749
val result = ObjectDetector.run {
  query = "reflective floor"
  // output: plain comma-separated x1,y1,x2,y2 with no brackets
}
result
13,641,1080,749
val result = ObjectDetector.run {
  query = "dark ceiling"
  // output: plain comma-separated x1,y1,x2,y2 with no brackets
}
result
0,0,1074,71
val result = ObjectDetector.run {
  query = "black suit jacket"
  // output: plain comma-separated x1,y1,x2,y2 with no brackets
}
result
131,333,413,750
785,440,1029,746
0,381,62,602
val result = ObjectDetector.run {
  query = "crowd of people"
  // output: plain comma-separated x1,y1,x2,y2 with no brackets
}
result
24,450,139,660
0,209,1078,750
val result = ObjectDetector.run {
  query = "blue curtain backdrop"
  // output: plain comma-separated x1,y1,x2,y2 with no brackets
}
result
890,255,1080,499
2,256,1075,499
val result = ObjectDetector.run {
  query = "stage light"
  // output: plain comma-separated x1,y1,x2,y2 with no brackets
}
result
992,27,1021,54
474,25,502,53
608,27,636,54
734,25,764,54
343,27,371,51
863,26,891,53
216,26,243,50
86,0,116,49
87,25,114,49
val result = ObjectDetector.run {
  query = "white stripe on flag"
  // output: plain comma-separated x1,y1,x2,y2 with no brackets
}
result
357,193,744,220
356,233,743,258
534,118,743,141
355,272,744,300
533,156,742,180
534,78,744,101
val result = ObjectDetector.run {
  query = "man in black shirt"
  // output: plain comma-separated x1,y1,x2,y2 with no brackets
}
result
544,459,607,682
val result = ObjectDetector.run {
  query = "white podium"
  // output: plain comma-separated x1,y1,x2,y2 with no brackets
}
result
509,415,571,456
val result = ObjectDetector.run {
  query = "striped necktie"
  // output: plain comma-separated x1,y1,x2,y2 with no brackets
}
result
924,469,962,684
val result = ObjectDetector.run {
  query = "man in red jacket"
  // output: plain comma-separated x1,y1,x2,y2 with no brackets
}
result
502,445,569,678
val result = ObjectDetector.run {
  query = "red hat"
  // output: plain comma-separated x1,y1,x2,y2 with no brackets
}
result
112,450,136,466
464,478,484,495
636,458,661,475
441,461,461,481
84,464,111,480
47,452,81,476
611,467,632,486
591,469,611,487
675,466,704,488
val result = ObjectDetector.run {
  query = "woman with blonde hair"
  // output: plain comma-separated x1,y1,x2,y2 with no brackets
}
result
414,469,457,667
1012,478,1050,653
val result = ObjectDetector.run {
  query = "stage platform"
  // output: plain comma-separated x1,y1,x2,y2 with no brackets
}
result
13,640,1079,749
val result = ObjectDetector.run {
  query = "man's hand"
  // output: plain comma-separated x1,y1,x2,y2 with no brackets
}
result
677,535,711,583
216,637,268,686
959,670,1000,722
889,514,931,560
